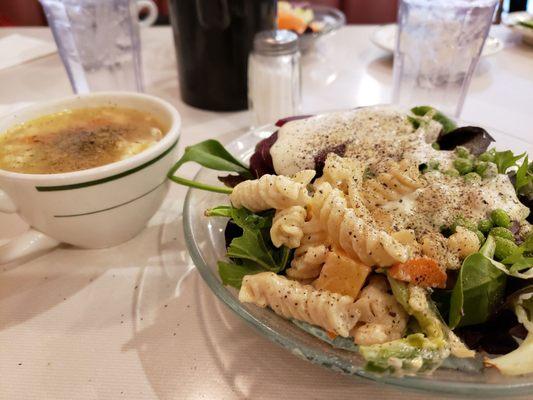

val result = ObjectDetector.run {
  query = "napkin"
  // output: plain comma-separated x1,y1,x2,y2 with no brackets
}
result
0,34,57,71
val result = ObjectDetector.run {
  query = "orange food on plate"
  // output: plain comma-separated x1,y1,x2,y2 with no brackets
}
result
388,257,447,289
327,331,338,340
313,251,371,298
277,8,308,34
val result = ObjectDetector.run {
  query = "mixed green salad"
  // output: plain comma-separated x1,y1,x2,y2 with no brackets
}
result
169,106,532,376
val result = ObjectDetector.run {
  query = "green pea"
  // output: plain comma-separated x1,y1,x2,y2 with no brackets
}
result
490,208,511,228
478,149,496,163
477,219,493,235
493,236,519,261
444,169,460,177
481,162,498,179
452,216,477,233
475,161,488,176
464,172,482,182
431,142,440,150
429,159,440,170
489,227,515,241
453,158,473,175
455,146,470,158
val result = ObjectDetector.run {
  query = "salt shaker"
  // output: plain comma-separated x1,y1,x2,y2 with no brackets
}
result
248,30,301,126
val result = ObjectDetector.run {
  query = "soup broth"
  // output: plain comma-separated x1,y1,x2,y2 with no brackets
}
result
0,106,166,174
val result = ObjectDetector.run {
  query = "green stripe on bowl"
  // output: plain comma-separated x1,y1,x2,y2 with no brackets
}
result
53,181,165,218
36,139,178,192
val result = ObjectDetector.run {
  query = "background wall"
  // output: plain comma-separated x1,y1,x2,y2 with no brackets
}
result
0,0,399,27
0,0,531,27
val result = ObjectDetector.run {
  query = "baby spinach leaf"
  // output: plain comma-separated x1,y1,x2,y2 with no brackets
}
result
493,150,526,174
502,234,533,273
227,229,280,272
449,237,507,329
218,261,264,289
516,156,530,192
509,257,533,273
170,140,251,175
168,139,252,193
230,208,274,231
207,205,291,288
206,206,274,231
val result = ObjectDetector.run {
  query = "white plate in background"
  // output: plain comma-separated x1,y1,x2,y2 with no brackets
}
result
371,24,504,57
503,11,533,46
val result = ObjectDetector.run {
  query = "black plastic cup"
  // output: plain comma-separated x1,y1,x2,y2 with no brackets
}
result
169,0,276,111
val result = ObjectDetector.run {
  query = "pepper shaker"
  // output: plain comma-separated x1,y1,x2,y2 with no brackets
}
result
248,30,301,126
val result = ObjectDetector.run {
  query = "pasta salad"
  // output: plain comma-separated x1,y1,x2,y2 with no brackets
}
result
169,106,532,376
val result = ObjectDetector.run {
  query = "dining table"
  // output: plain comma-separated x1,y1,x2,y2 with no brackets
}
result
0,24,532,400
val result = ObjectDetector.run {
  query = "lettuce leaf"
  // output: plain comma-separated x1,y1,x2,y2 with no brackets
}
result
493,150,526,175
168,140,252,193
448,236,507,329
360,333,449,375
485,287,533,375
489,234,533,279
207,206,291,288
515,155,531,194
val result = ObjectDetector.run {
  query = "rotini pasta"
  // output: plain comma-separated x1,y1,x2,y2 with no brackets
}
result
447,226,480,259
319,154,372,221
312,181,409,266
230,172,312,212
270,206,306,248
239,272,361,337
422,233,460,270
319,154,365,195
363,159,423,207
350,275,408,345
286,208,329,280
286,244,329,280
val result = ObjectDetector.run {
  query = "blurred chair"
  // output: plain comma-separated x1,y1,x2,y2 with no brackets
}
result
303,0,397,24
342,0,398,24
0,0,46,26
0,0,399,27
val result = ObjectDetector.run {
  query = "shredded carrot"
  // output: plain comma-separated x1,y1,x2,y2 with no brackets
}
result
388,257,447,288
327,331,338,340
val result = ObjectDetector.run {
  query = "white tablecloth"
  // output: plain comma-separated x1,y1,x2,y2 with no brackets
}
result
0,26,532,400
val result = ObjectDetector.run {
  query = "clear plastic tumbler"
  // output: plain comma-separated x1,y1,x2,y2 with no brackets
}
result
392,0,498,117
39,0,157,93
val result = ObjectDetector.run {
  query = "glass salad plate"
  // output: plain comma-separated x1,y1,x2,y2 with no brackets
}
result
182,121,533,396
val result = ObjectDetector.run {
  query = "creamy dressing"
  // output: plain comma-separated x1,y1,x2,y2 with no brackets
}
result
271,106,447,175
380,172,529,237
270,106,530,265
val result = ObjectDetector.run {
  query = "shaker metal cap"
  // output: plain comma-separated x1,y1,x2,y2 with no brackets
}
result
253,30,299,56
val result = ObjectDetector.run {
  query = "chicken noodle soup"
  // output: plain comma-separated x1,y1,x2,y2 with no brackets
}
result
0,106,166,174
